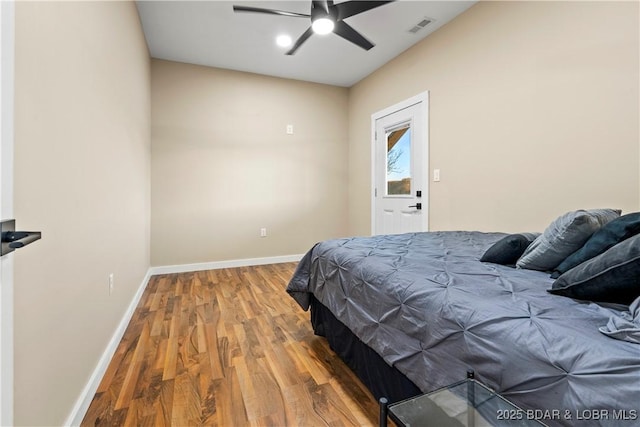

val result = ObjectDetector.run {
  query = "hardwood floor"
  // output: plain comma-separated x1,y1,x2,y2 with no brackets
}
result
81,263,379,426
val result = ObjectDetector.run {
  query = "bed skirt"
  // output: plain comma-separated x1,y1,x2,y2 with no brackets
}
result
309,295,421,403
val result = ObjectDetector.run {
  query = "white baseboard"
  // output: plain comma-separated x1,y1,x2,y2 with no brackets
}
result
64,254,303,425
63,268,152,427
149,254,304,276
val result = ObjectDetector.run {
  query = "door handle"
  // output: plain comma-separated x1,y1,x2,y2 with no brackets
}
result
408,203,422,210
5,231,41,249
1,219,42,256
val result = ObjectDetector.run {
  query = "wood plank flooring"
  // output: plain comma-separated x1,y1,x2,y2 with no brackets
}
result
81,263,379,426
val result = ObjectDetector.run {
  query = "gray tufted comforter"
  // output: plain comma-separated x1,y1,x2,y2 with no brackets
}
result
287,231,640,426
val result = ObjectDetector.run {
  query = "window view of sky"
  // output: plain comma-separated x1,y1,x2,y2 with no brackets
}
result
387,128,411,181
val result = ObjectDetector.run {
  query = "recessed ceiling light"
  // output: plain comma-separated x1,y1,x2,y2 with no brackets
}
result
276,34,292,48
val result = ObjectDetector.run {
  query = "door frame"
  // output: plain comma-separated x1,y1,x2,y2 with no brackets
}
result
370,91,429,235
0,1,15,425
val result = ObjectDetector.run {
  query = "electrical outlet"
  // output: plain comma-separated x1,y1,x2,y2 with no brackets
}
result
286,124,294,135
260,227,267,237
109,273,114,295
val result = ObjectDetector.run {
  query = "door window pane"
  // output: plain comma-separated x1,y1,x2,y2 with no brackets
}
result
386,125,411,195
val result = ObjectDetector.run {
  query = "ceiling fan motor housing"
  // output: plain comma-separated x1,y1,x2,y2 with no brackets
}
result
311,1,338,23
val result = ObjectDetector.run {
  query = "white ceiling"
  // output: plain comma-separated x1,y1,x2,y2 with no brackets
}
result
136,1,476,87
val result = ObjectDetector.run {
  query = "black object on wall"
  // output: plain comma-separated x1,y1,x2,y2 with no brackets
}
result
1,219,41,256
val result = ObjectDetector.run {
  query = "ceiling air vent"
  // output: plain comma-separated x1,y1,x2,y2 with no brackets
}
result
408,17,434,34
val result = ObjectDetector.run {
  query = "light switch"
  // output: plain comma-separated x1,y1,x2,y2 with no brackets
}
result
433,169,441,182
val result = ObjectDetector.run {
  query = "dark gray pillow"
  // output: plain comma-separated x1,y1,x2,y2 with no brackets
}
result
549,234,640,305
552,212,640,278
480,233,540,265
516,208,621,271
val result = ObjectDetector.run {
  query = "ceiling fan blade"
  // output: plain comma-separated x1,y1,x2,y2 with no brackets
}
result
232,5,309,18
334,1,394,20
286,27,314,55
333,21,374,51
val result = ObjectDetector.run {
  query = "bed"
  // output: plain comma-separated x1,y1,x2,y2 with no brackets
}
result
286,230,640,427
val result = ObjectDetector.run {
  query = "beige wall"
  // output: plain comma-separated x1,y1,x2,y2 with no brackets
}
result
14,2,150,425
349,1,639,235
151,60,349,266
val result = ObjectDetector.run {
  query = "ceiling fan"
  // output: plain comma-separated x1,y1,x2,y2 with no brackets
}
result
232,1,395,55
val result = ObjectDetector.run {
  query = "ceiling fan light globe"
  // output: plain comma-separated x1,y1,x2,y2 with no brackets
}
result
312,18,334,35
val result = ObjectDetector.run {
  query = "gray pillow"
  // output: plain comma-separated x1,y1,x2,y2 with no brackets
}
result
549,234,640,305
480,233,540,265
552,212,640,278
516,209,621,271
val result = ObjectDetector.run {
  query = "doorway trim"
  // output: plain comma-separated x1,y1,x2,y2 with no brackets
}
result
0,1,15,425
370,91,429,235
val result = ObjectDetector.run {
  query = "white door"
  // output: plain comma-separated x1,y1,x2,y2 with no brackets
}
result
0,1,15,425
372,92,428,235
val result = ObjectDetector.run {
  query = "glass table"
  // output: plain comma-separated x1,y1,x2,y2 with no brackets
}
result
379,371,547,427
